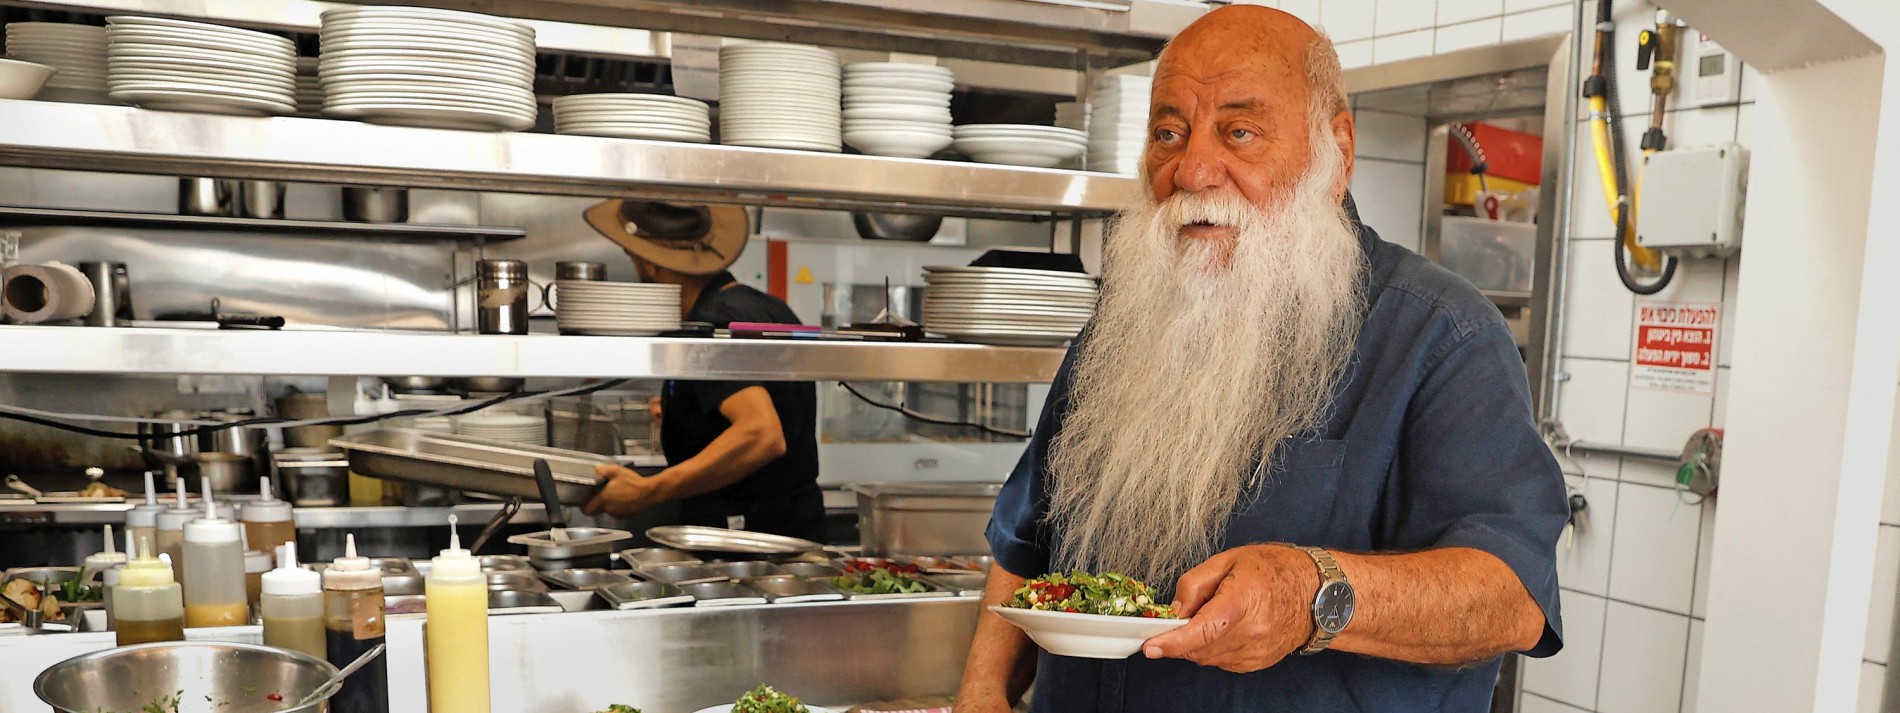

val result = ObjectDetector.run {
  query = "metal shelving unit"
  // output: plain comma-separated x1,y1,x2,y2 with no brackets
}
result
0,206,528,243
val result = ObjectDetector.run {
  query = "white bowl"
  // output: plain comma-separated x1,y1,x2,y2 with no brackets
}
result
987,606,1189,660
0,58,57,99
844,129,954,158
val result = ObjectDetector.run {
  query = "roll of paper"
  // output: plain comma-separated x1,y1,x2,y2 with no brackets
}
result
3,261,97,324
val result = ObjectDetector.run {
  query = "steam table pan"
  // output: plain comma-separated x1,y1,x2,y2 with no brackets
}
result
330,428,611,504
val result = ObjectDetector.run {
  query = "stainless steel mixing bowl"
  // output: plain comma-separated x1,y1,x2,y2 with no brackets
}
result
35,641,339,713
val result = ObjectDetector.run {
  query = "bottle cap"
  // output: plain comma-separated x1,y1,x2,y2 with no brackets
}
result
126,471,167,529
323,533,382,589
119,536,176,589
184,479,241,544
157,479,198,532
429,514,482,581
82,525,128,582
240,476,293,523
262,542,321,596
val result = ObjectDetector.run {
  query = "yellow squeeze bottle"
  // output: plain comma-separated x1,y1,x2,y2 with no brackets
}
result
425,514,490,713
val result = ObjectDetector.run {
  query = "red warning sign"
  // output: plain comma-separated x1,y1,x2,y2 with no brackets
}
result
1631,302,1719,393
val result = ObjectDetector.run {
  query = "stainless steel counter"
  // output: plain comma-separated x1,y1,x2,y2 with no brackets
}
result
0,501,550,527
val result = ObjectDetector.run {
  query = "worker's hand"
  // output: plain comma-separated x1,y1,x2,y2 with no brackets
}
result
648,396,663,423
581,463,668,517
1140,544,1317,673
950,694,1013,713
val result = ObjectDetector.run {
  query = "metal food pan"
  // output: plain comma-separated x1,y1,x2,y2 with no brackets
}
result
369,558,417,577
488,589,564,615
921,572,988,595
702,561,783,580
478,555,534,573
384,595,427,615
745,575,845,604
330,429,611,504
902,555,984,574
540,568,634,591
824,573,956,601
847,481,1001,557
381,574,424,596
776,561,841,578
618,547,701,567
597,581,695,610
486,572,547,592
679,581,768,607
639,563,728,586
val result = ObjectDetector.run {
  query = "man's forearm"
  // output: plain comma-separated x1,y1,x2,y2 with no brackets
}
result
1330,547,1545,664
958,566,1037,706
654,423,780,501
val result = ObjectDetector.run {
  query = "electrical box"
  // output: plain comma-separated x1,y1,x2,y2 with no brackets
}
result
1636,144,1747,258
1692,33,1742,107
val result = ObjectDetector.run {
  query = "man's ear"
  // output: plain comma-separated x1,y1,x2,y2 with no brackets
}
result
1330,109,1355,200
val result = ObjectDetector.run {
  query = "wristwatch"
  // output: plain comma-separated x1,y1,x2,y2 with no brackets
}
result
1294,546,1354,655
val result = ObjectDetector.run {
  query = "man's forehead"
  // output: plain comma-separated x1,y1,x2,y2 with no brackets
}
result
1155,6,1316,85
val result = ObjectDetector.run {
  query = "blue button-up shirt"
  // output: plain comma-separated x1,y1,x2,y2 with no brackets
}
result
985,201,1567,712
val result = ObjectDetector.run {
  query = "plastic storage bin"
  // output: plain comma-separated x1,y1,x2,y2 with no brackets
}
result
1439,216,1536,294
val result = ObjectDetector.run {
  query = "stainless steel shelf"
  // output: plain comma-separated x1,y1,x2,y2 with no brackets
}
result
0,100,1133,219
0,501,550,527
0,325,1068,382
0,206,526,243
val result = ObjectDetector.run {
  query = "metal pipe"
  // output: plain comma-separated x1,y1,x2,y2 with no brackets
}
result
1560,439,1681,462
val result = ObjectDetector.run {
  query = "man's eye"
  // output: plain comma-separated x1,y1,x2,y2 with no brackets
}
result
1154,128,1181,143
1230,128,1255,142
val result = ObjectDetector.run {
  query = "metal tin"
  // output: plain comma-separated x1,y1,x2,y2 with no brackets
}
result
618,547,701,567
702,561,783,580
540,568,634,591
477,258,531,335
509,527,632,560
329,429,611,504
746,575,845,604
548,590,604,612
488,589,563,615
556,261,606,281
921,572,988,596
596,580,694,610
847,481,1001,557
639,563,728,586
645,525,822,555
368,558,417,577
776,561,841,578
478,555,534,573
486,572,547,592
679,581,768,607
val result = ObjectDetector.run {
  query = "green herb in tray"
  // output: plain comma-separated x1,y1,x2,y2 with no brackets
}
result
593,705,642,713
1003,572,1176,618
732,683,808,713
59,577,101,603
831,568,929,595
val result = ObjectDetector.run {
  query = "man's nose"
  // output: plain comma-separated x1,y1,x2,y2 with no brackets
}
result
1172,134,1230,194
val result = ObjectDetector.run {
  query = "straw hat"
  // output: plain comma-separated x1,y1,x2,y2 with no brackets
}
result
583,200,749,276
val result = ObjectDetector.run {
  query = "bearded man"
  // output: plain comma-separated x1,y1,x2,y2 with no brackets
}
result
955,7,1566,712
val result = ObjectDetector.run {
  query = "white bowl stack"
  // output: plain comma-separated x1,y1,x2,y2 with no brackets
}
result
952,124,1087,168
554,280,683,336
1086,75,1151,175
103,16,295,115
5,22,108,102
552,93,711,142
317,6,537,131
293,56,322,117
718,42,842,152
922,265,1098,346
841,62,954,159
454,413,546,445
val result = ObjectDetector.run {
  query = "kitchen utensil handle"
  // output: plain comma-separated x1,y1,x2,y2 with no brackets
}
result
532,459,565,530
4,474,41,498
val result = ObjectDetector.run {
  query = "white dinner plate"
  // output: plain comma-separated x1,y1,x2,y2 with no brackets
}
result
320,25,535,50
105,22,294,52
108,86,294,115
109,55,294,79
722,137,841,152
320,7,533,38
318,62,533,88
322,103,535,131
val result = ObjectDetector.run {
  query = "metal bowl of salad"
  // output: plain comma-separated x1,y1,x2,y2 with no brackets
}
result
690,683,840,713
989,572,1189,660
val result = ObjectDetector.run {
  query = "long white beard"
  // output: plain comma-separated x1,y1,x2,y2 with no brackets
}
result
1045,134,1367,585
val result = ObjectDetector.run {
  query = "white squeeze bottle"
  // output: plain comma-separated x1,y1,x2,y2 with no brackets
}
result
82,524,127,584
125,471,167,557
181,481,248,627
113,537,184,646
425,514,490,713
240,476,295,560
154,481,197,588
261,541,325,659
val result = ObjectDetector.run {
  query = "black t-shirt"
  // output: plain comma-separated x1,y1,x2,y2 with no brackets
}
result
661,272,824,541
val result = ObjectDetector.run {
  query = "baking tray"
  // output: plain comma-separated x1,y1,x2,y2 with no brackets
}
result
680,581,768,607
746,575,845,604
509,527,632,560
540,568,634,591
646,525,822,555
330,428,612,504
597,581,695,610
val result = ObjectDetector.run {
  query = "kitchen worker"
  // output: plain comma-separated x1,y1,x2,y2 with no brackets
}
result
957,6,1565,712
580,200,824,542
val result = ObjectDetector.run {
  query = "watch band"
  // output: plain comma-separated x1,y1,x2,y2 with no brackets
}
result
1295,546,1348,655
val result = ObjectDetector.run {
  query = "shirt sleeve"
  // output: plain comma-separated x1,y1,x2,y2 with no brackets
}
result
985,347,1079,579
1397,323,1569,658
680,380,762,420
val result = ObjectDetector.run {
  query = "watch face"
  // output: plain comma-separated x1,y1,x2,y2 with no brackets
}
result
1315,581,1355,634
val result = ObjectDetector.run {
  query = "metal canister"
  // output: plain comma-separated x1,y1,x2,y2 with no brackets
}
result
476,259,531,335
77,262,131,327
273,449,348,507
555,261,606,281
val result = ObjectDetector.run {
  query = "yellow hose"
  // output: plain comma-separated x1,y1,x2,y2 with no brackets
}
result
1585,95,1665,273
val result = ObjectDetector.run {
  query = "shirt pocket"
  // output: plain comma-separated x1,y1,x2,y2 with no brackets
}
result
1223,438,1352,547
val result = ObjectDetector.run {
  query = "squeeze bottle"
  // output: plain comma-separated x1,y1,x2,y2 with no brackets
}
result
240,476,295,558
425,514,490,713
82,524,127,584
182,481,248,627
125,470,166,557
112,537,184,646
261,541,325,659
324,533,388,713
154,480,197,596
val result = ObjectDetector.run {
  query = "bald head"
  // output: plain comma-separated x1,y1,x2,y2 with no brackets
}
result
1142,5,1354,237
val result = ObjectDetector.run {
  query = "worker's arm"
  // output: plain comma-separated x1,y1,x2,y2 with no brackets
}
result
582,385,787,516
954,565,1038,713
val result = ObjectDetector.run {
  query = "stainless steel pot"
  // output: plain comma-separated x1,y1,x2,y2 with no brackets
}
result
234,180,285,219
276,391,344,450
476,259,531,335
274,448,348,507
35,641,338,713
187,452,258,494
848,481,1001,556
853,211,943,242
136,409,200,476
341,186,408,222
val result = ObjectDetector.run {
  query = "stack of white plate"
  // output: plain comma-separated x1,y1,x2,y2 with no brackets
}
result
293,57,322,117
410,415,455,433
922,265,1098,346
952,124,1087,168
719,42,841,152
5,22,108,102
102,16,295,115
1054,101,1085,131
455,413,546,445
841,62,953,159
317,6,537,131
555,280,682,336
552,93,711,142
1087,75,1151,175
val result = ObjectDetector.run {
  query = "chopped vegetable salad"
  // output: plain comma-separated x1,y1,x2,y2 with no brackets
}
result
1003,572,1175,618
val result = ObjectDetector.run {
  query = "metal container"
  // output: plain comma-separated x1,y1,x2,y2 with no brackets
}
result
509,527,632,560
848,482,1002,557
746,575,845,604
178,177,232,216
486,572,547,592
906,555,984,574
453,376,527,394
548,589,605,612
136,409,200,473
703,560,784,580
4,566,79,588
619,547,701,568
953,555,994,572
369,557,417,577
478,555,533,573
556,261,606,281
341,186,408,223
385,594,427,615
679,580,768,607
277,392,345,450
383,375,449,394
596,580,694,610
34,641,338,713
639,563,728,586
186,452,258,494
234,179,285,219
776,561,841,578
382,573,424,596
852,211,943,242
540,568,634,591
273,448,348,507
488,589,563,615
329,429,611,505
922,571,988,595
476,258,531,335
398,482,462,507
645,525,823,555
77,261,130,327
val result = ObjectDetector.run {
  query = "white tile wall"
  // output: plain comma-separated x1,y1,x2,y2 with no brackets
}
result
1352,110,1429,162
1597,600,1689,713
1683,619,1704,713
1692,499,1715,617
1886,410,1900,526
1866,525,1900,664
1373,0,1437,34
1504,0,1566,12
1525,589,1608,708
1862,662,1887,713
1501,4,1573,41
1621,387,1714,453
1438,0,1502,25
1435,18,1502,53
1562,240,1637,360
1321,0,1378,40
1373,29,1436,63
1349,159,1425,251
1523,694,1593,713
1336,39,1375,68
1557,358,1630,444
1560,474,1619,596
1607,482,1702,614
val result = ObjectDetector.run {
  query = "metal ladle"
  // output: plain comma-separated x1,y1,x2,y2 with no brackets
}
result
294,642,385,708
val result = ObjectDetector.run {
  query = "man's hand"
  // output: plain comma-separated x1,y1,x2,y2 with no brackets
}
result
950,695,1014,713
581,463,668,517
1141,544,1318,673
